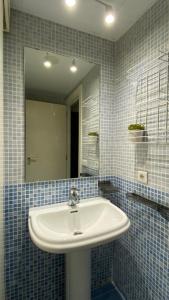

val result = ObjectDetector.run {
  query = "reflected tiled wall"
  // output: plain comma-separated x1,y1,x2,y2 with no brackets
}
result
81,65,100,175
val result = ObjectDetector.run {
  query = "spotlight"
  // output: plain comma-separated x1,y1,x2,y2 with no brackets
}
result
70,59,78,73
43,53,52,68
105,5,115,25
43,60,52,68
65,0,76,7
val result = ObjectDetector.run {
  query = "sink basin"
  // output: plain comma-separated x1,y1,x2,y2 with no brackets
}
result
29,197,130,253
29,196,130,300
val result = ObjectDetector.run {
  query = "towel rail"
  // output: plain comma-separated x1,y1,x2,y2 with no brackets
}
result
126,192,169,221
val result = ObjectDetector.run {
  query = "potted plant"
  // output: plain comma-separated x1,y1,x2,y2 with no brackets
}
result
88,132,99,143
128,123,145,142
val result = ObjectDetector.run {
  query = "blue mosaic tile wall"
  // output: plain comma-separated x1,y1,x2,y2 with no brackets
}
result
113,0,169,195
110,1,169,298
108,176,169,300
3,1,169,300
5,174,169,299
4,176,114,299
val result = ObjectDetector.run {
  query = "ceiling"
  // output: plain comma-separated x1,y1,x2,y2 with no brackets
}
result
25,47,95,102
11,0,157,41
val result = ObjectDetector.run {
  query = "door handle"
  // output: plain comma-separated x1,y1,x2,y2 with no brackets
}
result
27,157,37,165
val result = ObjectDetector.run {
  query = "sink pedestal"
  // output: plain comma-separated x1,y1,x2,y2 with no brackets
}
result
29,198,130,300
66,249,91,300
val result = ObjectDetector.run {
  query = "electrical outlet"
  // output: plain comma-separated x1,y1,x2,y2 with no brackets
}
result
137,171,148,184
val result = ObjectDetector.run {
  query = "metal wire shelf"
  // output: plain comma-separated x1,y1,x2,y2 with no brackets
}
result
131,51,169,144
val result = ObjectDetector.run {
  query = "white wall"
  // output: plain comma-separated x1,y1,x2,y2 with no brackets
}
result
26,100,67,181
0,0,4,298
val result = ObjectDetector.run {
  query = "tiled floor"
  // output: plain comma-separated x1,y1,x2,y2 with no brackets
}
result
93,283,124,300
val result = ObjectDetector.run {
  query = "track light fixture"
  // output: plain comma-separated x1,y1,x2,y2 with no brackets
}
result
64,0,116,26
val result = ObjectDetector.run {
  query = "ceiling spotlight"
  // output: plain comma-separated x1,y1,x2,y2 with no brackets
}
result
43,60,52,68
43,53,52,68
65,0,76,7
70,59,78,73
105,5,115,25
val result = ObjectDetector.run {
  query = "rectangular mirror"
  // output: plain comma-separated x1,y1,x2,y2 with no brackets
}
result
25,47,100,182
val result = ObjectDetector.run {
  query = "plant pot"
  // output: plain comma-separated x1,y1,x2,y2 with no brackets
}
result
128,130,144,142
88,135,98,144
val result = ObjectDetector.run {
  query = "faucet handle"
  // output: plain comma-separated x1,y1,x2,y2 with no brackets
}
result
70,187,79,199
69,187,80,206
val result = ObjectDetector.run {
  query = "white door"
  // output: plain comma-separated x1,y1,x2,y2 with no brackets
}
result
26,100,67,181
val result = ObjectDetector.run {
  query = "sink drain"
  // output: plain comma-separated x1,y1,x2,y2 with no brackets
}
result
73,231,83,235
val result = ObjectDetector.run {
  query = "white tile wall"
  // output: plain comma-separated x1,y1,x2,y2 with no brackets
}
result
113,0,169,194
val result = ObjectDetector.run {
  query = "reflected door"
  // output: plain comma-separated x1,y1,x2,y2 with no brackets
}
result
26,100,67,181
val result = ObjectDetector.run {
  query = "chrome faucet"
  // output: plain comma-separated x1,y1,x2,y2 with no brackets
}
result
68,187,80,207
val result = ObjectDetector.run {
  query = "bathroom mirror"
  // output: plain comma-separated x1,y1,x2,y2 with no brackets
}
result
24,47,100,182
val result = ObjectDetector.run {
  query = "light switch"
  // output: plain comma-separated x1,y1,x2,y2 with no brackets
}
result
137,171,148,184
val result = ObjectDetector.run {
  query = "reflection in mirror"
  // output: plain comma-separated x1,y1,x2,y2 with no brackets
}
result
25,48,100,182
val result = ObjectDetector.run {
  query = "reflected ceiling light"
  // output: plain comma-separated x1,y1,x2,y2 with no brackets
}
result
65,0,76,7
70,59,78,73
43,53,52,68
105,5,115,25
43,60,52,68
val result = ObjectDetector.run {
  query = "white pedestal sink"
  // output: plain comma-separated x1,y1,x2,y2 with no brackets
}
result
29,197,130,300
